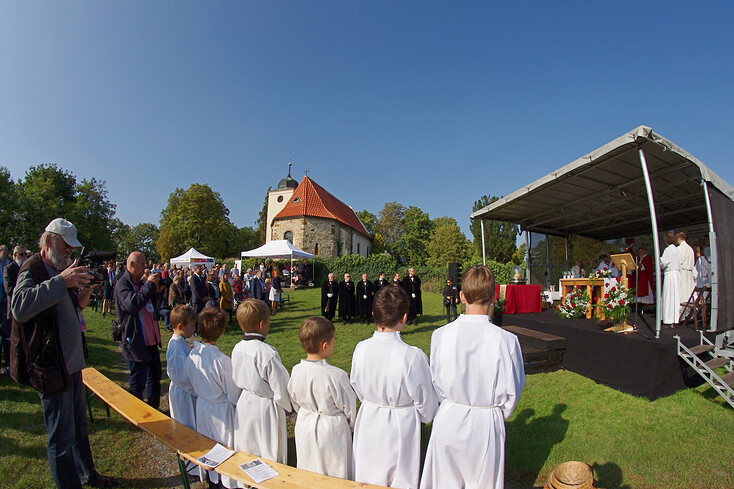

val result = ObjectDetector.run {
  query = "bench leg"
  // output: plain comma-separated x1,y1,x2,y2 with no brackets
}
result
177,454,192,489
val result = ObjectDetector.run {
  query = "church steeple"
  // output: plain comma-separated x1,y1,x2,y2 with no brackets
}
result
277,159,298,189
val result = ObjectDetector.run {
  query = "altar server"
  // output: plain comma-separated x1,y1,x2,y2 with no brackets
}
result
288,317,356,479
187,307,241,488
232,299,292,463
351,286,438,488
421,265,525,489
660,233,682,325
677,232,696,318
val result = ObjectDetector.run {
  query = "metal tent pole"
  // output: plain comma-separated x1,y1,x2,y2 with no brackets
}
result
639,148,662,339
701,180,718,333
481,219,487,266
525,230,530,283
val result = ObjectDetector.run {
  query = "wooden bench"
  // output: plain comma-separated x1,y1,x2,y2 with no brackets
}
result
502,326,566,374
82,367,388,489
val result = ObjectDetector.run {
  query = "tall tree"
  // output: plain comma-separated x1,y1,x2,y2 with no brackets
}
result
68,178,117,251
0,167,18,246
426,217,472,267
374,202,406,263
403,206,433,266
224,223,257,258
470,195,518,263
254,187,270,247
157,183,232,261
117,223,160,262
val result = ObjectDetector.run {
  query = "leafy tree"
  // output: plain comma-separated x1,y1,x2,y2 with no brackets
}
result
470,195,518,263
403,206,433,266
512,242,527,265
117,223,160,262
224,223,257,258
254,187,270,247
157,184,232,261
0,167,18,246
68,178,117,251
356,209,377,235
374,202,406,262
426,216,472,267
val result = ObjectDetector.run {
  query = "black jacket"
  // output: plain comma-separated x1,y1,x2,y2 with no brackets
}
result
114,269,158,363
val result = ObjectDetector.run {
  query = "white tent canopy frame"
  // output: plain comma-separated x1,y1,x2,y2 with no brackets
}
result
169,247,215,270
471,126,734,340
241,240,315,285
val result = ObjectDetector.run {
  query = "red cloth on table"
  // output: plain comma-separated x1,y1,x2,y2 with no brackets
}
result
495,284,542,314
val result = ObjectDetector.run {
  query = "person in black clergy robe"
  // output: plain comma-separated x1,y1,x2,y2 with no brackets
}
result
391,272,401,287
373,272,389,295
402,267,423,325
321,273,338,321
356,273,375,324
338,272,356,324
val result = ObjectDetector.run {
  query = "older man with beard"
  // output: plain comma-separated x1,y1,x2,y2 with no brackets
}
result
11,218,117,488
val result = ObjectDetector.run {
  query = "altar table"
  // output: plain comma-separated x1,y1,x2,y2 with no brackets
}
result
495,284,542,314
559,278,606,320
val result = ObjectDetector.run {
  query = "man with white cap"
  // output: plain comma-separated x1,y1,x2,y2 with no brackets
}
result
11,218,118,488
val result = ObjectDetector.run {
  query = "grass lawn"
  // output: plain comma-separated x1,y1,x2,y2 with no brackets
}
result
1,287,732,489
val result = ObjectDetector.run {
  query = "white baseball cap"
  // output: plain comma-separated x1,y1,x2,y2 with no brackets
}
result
45,218,83,248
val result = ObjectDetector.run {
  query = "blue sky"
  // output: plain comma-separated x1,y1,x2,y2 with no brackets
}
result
2,2,733,237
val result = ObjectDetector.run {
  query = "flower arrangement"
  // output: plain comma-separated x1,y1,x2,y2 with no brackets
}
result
603,282,635,322
494,297,505,314
589,267,613,279
556,288,590,319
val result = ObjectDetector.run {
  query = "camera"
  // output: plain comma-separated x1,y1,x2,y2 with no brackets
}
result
78,249,116,285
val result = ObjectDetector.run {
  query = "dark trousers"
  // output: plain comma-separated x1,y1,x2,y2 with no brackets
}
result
39,371,98,489
129,345,162,409
0,300,10,369
445,303,458,323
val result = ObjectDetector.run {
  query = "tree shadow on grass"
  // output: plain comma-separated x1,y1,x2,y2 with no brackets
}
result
505,404,569,487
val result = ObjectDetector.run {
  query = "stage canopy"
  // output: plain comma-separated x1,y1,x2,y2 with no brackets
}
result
169,247,215,269
471,126,734,335
241,239,314,260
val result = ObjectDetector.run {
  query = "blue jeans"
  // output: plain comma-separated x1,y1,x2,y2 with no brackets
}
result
160,308,171,330
129,345,162,409
39,370,98,489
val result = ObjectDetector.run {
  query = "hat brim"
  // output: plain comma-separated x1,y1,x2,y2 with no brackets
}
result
62,235,83,248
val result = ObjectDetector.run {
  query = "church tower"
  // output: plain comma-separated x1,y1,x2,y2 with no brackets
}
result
265,162,298,243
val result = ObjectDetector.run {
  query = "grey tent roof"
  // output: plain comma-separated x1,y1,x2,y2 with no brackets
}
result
470,126,734,239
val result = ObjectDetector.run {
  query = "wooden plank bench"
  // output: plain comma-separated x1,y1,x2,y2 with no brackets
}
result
502,326,566,373
82,367,388,489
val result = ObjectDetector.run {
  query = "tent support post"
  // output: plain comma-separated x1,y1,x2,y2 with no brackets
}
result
481,219,487,266
639,149,662,339
545,233,552,290
701,180,718,333
525,230,530,283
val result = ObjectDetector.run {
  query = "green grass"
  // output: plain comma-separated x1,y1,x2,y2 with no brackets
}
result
1,287,732,488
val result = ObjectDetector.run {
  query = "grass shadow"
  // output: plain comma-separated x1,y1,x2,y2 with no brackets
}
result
506,404,569,486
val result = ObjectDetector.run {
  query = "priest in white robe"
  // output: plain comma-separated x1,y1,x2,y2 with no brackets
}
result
288,358,356,479
660,233,682,325
677,232,696,318
421,265,525,489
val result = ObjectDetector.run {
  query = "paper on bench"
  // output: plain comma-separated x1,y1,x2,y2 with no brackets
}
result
197,443,235,468
239,458,279,483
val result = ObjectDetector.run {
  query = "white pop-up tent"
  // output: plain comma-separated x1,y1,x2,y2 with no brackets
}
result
169,247,215,270
241,240,315,284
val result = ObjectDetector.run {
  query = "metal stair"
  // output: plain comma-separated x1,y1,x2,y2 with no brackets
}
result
675,332,734,408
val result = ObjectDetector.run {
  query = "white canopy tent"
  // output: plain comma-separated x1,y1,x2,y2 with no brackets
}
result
169,247,215,270
241,240,315,284
471,126,734,341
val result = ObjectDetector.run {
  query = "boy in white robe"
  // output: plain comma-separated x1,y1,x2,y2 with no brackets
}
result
351,286,438,489
288,316,356,479
187,307,241,489
166,305,199,478
421,265,525,489
232,299,292,463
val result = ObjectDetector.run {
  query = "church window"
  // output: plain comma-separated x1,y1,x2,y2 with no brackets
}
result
284,231,293,243
314,243,319,255
277,195,284,203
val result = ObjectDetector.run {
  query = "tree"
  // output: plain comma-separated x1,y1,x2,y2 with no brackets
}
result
356,209,377,235
254,187,270,247
403,206,433,266
426,217,472,267
0,167,18,246
157,184,232,261
68,178,117,251
470,195,518,263
224,223,257,258
117,223,160,262
374,202,406,262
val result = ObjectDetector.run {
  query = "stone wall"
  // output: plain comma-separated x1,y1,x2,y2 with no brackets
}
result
271,216,371,258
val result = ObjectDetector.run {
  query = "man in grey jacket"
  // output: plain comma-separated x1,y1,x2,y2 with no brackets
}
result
12,218,117,488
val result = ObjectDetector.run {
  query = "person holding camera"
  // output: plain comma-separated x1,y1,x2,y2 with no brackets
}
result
11,218,117,488
114,251,165,409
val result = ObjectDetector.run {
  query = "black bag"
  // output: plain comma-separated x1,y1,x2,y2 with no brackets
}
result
110,318,123,342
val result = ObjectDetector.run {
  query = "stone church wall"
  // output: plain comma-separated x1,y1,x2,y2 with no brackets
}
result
271,216,370,258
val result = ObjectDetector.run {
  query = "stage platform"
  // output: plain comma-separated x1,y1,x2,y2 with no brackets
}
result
500,308,709,400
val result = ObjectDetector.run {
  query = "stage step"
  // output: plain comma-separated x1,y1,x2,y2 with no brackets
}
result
675,333,734,409
503,326,566,374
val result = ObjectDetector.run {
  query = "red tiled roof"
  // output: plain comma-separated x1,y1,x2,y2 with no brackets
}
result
273,176,371,237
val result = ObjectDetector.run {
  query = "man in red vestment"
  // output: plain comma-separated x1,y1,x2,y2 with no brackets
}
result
636,246,655,304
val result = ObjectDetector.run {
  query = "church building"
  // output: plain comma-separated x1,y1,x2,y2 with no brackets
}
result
266,166,372,258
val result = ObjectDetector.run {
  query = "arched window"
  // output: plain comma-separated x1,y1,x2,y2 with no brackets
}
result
314,243,319,255
357,243,361,255
284,231,293,243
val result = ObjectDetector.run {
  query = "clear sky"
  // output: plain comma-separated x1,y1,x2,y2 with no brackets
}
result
2,2,733,237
